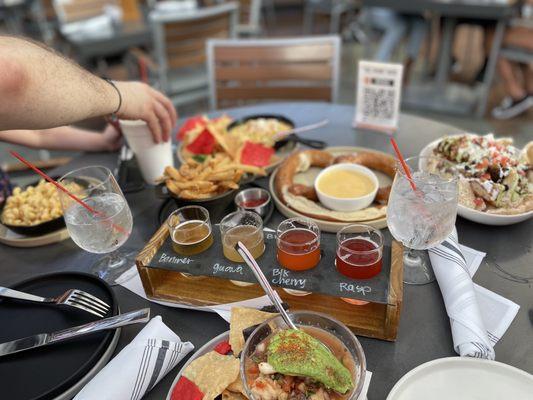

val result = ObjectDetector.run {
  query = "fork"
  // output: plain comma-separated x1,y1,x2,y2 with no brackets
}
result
0,286,111,318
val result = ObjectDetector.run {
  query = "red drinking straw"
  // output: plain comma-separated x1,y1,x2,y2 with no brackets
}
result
390,138,417,191
9,151,129,236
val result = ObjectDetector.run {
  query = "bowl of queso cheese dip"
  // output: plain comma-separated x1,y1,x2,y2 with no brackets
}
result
241,311,366,400
314,164,378,212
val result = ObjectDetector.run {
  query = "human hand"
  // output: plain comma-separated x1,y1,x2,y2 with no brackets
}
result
100,124,123,151
115,81,177,143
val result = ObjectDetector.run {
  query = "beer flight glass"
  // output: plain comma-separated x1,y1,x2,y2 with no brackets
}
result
167,205,213,256
167,205,213,280
276,218,321,271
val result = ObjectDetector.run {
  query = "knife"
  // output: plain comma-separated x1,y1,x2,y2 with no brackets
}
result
0,308,150,357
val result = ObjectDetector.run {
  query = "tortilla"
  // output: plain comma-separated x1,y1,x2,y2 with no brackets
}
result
222,390,247,400
182,351,240,400
229,307,277,355
283,187,387,222
227,375,247,398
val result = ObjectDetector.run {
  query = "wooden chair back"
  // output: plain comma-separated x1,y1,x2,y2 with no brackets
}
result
237,0,261,35
53,0,117,24
150,2,239,94
207,36,341,109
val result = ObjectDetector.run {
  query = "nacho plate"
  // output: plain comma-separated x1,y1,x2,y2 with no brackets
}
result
270,146,393,232
420,136,533,226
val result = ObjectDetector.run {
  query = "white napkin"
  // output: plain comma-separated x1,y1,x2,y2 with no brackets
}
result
74,316,194,400
116,266,272,322
428,229,520,359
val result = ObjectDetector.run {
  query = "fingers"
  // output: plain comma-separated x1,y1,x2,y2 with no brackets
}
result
151,88,177,128
154,101,172,142
146,113,162,144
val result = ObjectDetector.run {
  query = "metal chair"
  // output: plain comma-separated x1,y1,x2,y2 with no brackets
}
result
130,3,239,107
53,0,116,24
236,0,262,36
206,35,341,109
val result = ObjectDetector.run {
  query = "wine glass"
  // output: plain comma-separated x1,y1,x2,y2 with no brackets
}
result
387,156,458,285
58,166,133,284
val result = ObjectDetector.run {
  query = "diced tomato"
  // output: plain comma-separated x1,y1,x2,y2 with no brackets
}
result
177,116,206,140
500,156,509,167
171,376,204,400
481,173,491,180
474,198,485,208
240,141,275,167
214,341,232,355
248,364,260,374
185,129,216,154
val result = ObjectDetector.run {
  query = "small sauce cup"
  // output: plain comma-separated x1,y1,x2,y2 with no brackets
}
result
234,188,271,219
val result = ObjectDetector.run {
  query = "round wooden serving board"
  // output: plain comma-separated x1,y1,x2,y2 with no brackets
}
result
269,146,393,232
0,223,70,247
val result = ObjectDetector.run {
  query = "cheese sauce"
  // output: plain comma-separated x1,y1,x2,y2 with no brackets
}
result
317,169,375,198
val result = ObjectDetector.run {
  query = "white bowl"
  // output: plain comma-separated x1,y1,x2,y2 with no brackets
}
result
420,137,533,226
314,163,378,212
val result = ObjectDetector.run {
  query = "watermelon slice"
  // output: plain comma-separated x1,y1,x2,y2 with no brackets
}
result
213,341,232,355
240,141,275,167
171,376,204,400
186,129,216,155
177,116,206,141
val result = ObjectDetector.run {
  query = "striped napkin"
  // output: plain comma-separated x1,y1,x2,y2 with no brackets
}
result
74,316,194,400
429,229,519,359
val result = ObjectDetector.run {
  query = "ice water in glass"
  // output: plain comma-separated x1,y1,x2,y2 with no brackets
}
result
387,157,458,285
59,166,133,284
64,192,132,254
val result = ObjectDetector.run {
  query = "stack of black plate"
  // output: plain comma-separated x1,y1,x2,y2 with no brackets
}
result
0,272,119,400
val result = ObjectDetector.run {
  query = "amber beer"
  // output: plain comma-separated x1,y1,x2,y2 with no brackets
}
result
222,225,265,262
171,220,213,256
167,206,213,257
220,211,265,263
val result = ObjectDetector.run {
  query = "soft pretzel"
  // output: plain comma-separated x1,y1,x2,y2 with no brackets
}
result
274,149,397,222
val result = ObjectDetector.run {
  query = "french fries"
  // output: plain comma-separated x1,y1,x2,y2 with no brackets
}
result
161,154,266,200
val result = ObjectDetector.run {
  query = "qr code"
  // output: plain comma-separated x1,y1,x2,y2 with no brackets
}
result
361,87,395,120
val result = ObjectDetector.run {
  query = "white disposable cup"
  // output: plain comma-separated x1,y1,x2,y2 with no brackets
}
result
119,119,174,184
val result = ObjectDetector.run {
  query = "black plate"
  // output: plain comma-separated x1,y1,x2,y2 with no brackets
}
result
0,176,67,237
0,272,118,400
226,114,295,132
155,183,238,223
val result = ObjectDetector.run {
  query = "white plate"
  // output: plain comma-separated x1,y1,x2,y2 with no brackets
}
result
419,137,533,226
166,331,229,400
387,357,533,400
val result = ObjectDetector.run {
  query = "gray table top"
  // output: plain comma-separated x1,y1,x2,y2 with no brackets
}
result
361,0,520,19
66,20,151,61
1,102,532,399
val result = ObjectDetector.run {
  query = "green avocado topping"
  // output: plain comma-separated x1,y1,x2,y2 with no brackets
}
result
266,329,354,394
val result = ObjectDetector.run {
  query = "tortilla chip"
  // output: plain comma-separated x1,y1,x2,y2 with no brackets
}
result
222,390,247,400
229,307,277,356
227,375,247,398
208,124,240,160
182,351,240,400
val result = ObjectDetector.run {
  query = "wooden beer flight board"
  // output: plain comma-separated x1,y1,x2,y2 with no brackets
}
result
136,224,403,341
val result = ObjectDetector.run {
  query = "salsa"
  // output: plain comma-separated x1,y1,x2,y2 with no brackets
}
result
240,198,268,208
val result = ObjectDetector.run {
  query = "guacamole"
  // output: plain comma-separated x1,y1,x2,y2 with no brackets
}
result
267,329,354,394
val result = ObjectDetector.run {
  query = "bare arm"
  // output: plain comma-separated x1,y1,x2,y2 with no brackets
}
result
0,125,122,152
0,36,177,142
